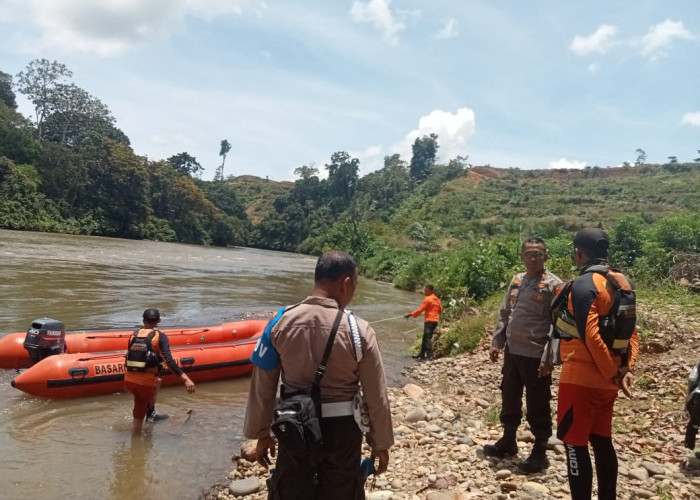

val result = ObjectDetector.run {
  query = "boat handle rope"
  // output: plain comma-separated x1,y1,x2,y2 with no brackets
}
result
85,328,212,339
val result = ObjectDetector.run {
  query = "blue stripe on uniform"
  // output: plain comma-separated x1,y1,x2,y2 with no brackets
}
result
250,307,285,370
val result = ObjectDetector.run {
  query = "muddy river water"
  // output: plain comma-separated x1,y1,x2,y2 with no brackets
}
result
0,229,421,500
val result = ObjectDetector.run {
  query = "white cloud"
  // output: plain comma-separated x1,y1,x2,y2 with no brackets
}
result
435,18,458,40
350,0,406,45
0,0,20,22
350,144,383,175
570,24,618,56
639,19,693,60
549,158,587,169
13,0,265,56
681,111,700,127
183,0,266,19
392,108,475,163
587,63,598,73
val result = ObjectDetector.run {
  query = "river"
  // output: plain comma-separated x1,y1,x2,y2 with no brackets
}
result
0,229,421,500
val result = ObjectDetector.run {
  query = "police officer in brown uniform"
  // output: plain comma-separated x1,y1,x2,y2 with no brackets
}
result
243,250,394,500
484,237,562,473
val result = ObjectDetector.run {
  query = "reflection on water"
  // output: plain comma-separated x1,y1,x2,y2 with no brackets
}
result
0,230,421,499
110,433,156,500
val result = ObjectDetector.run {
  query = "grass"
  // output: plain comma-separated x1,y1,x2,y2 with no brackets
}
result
655,482,673,500
484,404,500,425
435,294,500,357
635,373,657,390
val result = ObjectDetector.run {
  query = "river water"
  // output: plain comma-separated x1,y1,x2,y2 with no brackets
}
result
0,229,421,500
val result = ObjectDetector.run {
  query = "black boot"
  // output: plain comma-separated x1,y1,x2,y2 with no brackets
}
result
146,406,169,423
518,439,549,473
483,429,518,458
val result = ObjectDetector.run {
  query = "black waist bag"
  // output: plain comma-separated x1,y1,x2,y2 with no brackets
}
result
270,310,343,455
271,385,323,453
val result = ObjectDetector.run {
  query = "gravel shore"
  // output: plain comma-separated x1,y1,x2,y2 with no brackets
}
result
201,306,700,499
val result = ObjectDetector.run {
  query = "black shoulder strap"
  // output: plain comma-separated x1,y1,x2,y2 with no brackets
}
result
128,328,140,347
313,310,344,387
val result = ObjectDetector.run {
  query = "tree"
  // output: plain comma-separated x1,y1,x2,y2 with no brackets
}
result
41,83,122,147
294,165,319,180
215,139,231,181
634,148,647,167
694,150,700,163
291,164,322,209
0,70,17,109
667,156,678,164
168,152,203,177
409,133,439,183
0,101,40,164
38,142,89,209
355,153,411,221
15,59,73,140
325,151,359,213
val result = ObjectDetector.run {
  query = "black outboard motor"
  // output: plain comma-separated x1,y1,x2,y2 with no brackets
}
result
23,318,66,366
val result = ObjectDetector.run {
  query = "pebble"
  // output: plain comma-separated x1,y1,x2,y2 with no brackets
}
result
228,477,261,496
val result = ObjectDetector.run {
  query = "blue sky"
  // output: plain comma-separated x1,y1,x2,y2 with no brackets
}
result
1,0,698,181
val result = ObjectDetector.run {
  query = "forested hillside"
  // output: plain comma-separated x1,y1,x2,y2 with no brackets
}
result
2,60,699,349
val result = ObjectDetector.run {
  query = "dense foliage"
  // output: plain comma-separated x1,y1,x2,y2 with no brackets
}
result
2,59,699,350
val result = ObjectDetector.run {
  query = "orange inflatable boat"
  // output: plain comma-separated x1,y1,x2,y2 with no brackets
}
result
0,320,268,369
11,337,261,399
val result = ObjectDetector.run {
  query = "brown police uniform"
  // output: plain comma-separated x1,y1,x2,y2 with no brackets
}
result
491,270,562,442
244,296,393,499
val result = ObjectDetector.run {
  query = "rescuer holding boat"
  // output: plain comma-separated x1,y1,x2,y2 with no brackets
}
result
124,308,195,433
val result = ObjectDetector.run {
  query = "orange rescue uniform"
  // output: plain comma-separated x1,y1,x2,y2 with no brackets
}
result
409,293,443,323
559,271,639,391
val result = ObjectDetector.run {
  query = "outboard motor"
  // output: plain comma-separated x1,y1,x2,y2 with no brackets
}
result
23,318,66,366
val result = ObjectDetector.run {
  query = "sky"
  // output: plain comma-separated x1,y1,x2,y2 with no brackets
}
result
1,0,699,181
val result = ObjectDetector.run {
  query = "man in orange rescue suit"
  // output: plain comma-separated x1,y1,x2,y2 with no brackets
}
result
483,237,562,473
244,250,393,500
404,284,443,360
556,228,638,500
123,308,195,433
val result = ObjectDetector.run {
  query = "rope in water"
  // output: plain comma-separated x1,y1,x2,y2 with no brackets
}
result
370,315,408,324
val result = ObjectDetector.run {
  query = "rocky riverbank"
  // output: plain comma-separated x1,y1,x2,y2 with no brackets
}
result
201,305,700,499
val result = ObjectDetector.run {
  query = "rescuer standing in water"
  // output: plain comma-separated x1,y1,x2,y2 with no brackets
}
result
124,308,195,433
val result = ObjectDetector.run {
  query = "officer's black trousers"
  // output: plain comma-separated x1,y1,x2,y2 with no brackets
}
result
268,415,364,500
499,350,553,440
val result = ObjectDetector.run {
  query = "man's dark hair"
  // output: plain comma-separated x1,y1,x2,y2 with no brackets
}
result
521,236,547,253
143,308,160,322
573,227,609,259
314,250,357,282
425,284,435,293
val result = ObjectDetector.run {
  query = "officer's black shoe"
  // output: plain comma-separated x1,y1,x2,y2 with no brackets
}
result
483,438,518,458
518,455,549,473
518,444,549,473
412,353,424,359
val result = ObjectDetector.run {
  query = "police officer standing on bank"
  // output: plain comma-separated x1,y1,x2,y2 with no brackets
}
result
484,237,562,473
243,250,394,500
